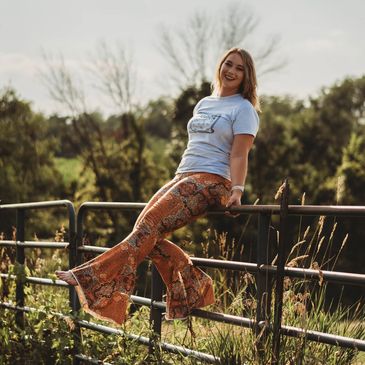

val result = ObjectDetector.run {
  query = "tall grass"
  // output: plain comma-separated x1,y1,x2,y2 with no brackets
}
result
1,204,365,364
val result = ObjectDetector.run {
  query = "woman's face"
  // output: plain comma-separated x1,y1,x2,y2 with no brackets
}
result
219,52,244,96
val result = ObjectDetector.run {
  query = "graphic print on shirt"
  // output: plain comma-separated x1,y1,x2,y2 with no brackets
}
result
188,113,221,134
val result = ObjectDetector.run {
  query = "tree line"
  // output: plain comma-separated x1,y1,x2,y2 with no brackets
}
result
1,76,364,277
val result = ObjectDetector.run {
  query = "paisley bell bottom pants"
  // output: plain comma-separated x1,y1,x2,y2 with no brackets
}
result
71,172,231,325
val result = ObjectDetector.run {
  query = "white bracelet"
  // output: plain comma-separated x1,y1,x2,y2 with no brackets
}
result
231,185,245,193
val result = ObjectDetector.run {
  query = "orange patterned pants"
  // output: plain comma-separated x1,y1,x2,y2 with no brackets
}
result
71,172,231,325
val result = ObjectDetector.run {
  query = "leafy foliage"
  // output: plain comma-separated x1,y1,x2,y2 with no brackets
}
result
0,88,64,205
1,73,365,363
2,215,365,364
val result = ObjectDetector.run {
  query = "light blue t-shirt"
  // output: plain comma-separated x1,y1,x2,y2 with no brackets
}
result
176,94,259,180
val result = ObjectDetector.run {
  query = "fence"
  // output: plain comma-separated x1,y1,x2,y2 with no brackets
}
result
1,181,365,364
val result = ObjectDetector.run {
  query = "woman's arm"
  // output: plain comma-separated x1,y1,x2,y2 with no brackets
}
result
226,134,255,211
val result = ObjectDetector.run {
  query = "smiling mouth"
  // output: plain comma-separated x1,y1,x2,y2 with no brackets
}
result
224,75,235,81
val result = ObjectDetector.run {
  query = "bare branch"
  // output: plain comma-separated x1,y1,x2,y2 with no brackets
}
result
185,12,213,82
158,12,213,87
215,2,258,53
158,25,195,85
254,35,287,77
88,41,137,113
39,51,86,116
157,1,286,89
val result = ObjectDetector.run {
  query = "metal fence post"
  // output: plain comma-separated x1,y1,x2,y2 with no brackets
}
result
149,265,163,354
68,205,78,312
255,212,272,362
67,203,81,365
271,179,290,365
15,208,25,329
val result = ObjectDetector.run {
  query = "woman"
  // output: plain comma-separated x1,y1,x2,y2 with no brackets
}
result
56,47,260,325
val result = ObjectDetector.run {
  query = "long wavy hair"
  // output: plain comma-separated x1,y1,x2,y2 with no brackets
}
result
212,47,261,112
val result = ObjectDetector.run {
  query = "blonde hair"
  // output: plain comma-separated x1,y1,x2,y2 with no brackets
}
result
212,47,261,112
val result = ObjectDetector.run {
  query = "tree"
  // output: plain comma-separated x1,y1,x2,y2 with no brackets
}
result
249,95,304,203
291,76,365,203
336,133,365,205
141,97,174,139
332,133,365,275
40,44,147,201
158,1,285,89
40,45,166,243
0,88,63,204
87,41,137,114
0,88,64,238
166,81,212,169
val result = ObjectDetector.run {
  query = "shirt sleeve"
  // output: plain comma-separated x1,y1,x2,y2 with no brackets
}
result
232,102,260,137
193,98,204,115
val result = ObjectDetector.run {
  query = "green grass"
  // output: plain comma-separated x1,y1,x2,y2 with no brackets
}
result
355,351,365,364
54,157,83,186
2,200,365,364
3,247,365,365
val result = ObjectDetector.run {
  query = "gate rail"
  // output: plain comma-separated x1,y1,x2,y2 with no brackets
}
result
1,185,365,364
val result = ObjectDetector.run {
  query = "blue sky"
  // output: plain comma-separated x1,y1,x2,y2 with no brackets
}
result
0,0,364,115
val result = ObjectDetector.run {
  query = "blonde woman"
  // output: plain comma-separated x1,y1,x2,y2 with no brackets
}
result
56,47,260,325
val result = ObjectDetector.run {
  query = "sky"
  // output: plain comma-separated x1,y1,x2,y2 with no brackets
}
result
0,0,364,116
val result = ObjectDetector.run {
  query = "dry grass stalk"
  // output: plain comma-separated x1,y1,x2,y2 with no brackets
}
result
328,222,338,243
287,240,307,261
303,225,310,240
315,236,325,255
54,224,66,242
274,181,286,200
333,233,350,268
321,221,338,267
318,269,324,286
218,232,228,258
318,216,325,237
301,192,306,206
287,254,309,268
340,233,349,252
311,261,324,286
283,277,292,290
201,241,209,258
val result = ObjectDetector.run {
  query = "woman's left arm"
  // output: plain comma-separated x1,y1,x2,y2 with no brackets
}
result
226,134,255,210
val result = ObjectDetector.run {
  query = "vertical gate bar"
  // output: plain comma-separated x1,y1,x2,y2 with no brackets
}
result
271,179,290,365
68,204,78,312
75,206,85,285
15,208,25,328
149,264,163,354
255,212,271,362
68,203,81,365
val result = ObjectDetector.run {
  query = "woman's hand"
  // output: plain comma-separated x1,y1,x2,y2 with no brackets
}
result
225,189,243,217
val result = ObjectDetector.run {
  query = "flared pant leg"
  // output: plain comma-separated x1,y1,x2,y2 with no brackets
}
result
71,173,230,325
148,238,216,319
133,175,223,319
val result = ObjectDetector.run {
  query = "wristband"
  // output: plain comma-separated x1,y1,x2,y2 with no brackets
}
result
231,185,245,193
